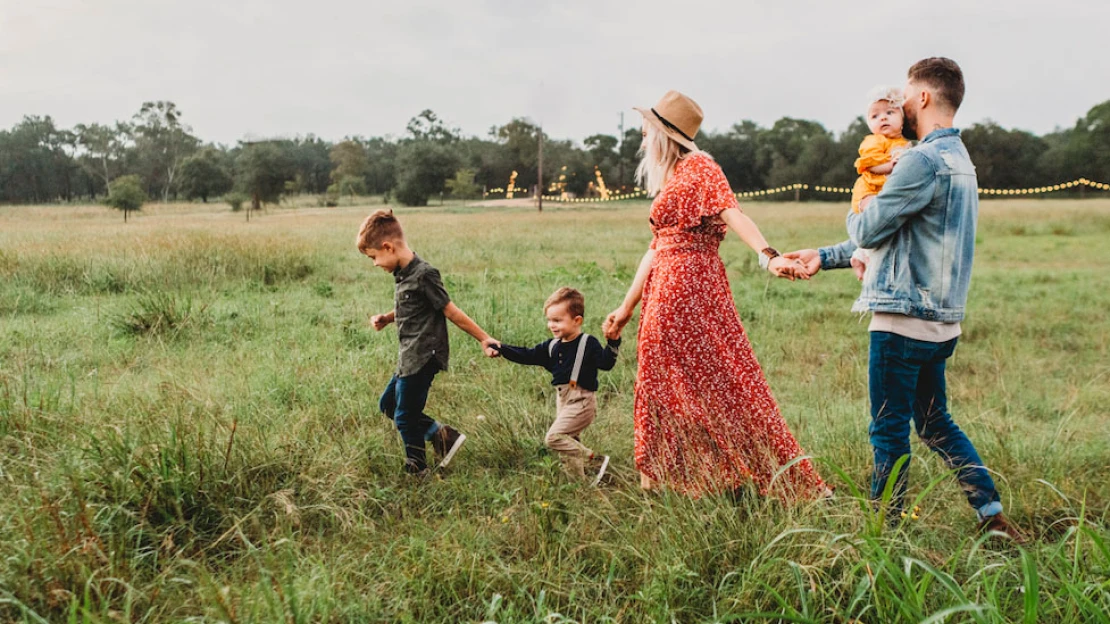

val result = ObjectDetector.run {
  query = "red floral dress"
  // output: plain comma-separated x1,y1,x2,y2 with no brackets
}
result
634,152,828,500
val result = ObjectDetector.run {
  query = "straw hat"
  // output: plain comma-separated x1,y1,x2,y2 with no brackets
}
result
634,90,702,151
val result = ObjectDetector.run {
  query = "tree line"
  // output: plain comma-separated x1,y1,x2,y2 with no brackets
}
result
1,100,1108,208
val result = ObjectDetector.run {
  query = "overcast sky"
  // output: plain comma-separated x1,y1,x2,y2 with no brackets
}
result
2,0,1107,145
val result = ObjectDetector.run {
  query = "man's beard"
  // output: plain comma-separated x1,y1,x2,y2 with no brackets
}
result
902,108,918,140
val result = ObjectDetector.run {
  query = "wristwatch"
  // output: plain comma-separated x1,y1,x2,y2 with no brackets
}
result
758,247,780,270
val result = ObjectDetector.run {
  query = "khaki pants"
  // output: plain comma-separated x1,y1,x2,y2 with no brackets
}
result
546,384,597,478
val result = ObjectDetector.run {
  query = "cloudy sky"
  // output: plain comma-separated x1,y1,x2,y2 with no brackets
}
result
2,0,1106,145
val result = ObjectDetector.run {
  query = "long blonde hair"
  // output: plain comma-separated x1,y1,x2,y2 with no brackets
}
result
635,122,693,196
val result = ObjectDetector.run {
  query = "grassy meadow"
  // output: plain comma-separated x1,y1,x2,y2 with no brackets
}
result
1,197,1109,623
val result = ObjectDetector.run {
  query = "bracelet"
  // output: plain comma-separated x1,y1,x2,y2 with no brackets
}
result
758,247,780,270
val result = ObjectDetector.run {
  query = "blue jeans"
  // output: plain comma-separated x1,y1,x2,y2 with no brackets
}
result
868,332,1002,519
379,360,441,472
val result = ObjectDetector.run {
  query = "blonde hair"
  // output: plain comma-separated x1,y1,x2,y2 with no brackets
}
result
356,209,405,252
866,85,905,111
544,287,584,318
635,122,692,196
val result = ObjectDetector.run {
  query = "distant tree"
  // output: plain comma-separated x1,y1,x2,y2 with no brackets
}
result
619,126,642,188
330,139,370,179
365,137,398,194
328,174,367,199
105,174,147,222
177,148,233,201
963,121,1050,189
74,122,130,197
445,168,481,199
235,141,296,210
0,116,77,203
393,141,460,206
131,101,199,202
699,120,770,192
406,110,459,143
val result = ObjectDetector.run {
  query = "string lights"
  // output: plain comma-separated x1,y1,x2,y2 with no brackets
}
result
483,177,1109,204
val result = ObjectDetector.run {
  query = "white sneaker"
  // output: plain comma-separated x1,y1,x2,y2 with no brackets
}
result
590,455,610,487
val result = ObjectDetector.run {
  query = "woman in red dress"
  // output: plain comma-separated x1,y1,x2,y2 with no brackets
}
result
603,91,830,500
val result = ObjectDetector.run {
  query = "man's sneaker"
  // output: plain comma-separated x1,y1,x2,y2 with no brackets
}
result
431,425,467,468
588,455,610,487
978,512,1027,544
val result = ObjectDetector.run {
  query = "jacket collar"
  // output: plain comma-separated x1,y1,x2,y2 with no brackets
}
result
920,127,960,144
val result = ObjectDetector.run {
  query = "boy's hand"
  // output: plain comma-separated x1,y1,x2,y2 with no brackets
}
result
851,256,867,281
850,248,869,281
481,337,501,358
603,307,632,341
371,313,393,331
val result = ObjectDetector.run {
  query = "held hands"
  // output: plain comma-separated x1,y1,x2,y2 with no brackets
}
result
481,337,501,358
602,306,633,341
782,249,821,278
767,256,810,281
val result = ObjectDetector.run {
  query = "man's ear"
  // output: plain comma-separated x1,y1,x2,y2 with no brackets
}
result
379,241,394,253
918,88,932,110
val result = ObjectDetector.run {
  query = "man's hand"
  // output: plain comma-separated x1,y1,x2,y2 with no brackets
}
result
858,195,875,213
783,249,821,278
370,313,394,331
603,306,632,341
481,337,501,358
768,256,809,281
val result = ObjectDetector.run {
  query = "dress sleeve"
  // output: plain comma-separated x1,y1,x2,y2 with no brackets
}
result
665,154,739,230
854,135,891,174
693,154,739,218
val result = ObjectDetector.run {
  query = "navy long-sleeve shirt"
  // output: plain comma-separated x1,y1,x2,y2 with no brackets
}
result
496,334,620,392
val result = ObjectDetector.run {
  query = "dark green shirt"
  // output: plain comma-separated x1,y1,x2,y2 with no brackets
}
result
393,254,451,377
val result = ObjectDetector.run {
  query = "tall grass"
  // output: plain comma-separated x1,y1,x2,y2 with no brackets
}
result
1,199,1108,621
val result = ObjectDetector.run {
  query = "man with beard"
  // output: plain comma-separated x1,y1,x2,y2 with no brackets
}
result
785,58,1024,541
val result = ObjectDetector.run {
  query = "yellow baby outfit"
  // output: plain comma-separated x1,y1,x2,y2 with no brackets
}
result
851,134,910,213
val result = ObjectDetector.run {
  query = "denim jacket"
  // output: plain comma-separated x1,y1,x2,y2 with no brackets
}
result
819,128,978,322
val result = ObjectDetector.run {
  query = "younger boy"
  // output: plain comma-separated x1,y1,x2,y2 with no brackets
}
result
357,210,499,475
491,288,620,485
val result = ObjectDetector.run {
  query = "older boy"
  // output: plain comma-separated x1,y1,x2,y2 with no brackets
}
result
358,210,498,475
492,287,620,485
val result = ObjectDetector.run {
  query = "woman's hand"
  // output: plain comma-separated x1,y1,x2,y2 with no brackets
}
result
768,256,810,281
603,306,633,341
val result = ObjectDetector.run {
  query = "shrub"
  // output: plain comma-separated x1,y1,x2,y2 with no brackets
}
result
105,175,147,221
226,192,248,212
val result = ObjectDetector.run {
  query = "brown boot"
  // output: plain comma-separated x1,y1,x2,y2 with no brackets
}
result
978,513,1027,545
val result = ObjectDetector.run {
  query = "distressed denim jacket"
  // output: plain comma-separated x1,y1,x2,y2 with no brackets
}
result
819,128,978,322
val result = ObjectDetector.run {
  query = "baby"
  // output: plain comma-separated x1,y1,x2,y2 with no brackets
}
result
850,86,912,280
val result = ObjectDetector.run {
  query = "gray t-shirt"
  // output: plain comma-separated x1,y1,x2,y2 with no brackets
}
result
393,254,451,377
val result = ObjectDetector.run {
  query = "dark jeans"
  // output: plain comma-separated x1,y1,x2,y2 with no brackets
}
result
868,332,1002,518
379,360,442,472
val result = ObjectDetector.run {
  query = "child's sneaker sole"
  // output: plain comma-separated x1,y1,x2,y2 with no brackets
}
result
438,433,466,468
590,455,610,487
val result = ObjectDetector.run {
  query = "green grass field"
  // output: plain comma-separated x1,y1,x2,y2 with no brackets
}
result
1,198,1108,623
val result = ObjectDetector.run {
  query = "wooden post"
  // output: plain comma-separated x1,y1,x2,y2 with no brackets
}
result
618,111,625,189
794,187,800,202
537,126,544,212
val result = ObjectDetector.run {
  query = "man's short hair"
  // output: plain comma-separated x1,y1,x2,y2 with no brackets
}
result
544,287,585,318
908,57,965,112
356,210,405,252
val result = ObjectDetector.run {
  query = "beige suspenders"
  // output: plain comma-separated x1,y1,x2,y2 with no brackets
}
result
547,334,591,388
